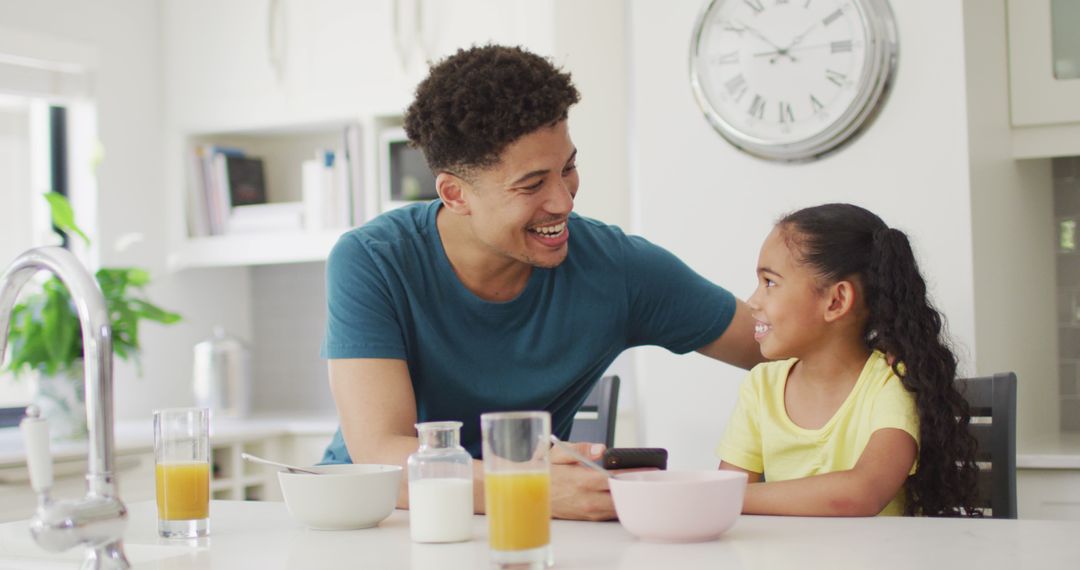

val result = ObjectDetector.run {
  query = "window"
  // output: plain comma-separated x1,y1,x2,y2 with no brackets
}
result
0,36,96,418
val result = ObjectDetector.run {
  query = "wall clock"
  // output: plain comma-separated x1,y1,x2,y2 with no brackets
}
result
689,0,898,162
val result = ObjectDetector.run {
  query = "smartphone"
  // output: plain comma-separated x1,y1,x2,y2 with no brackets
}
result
602,447,668,470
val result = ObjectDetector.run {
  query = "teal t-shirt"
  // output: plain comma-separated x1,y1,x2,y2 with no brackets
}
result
321,200,735,460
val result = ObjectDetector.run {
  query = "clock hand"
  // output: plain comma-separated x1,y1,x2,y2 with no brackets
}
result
752,49,792,65
738,24,799,63
733,20,790,56
720,20,747,35
786,42,843,53
785,22,820,50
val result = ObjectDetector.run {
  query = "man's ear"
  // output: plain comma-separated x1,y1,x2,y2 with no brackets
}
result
436,172,470,214
823,280,858,323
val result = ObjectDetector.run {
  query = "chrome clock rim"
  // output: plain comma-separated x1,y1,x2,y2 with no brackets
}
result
688,0,899,163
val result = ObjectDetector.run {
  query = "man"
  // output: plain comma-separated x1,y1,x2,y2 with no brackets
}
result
321,45,762,521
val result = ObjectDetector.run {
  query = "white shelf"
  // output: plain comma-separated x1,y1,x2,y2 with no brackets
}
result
167,229,347,270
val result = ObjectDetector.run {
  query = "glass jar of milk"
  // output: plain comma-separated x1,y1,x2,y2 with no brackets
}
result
407,421,474,543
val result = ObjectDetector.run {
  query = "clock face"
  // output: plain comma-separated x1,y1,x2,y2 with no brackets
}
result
690,0,897,161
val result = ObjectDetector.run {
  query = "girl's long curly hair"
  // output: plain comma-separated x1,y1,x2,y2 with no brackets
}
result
779,203,981,517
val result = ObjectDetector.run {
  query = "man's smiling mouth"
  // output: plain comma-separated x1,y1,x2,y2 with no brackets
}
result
529,221,567,237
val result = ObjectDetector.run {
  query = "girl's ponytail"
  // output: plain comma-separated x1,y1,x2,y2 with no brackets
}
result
864,227,981,516
779,204,981,516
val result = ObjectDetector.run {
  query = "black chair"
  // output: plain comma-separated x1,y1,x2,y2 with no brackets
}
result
955,372,1017,519
569,375,620,448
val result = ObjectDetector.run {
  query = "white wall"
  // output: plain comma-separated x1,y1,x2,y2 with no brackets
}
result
625,0,1025,469
962,0,1058,443
552,0,630,232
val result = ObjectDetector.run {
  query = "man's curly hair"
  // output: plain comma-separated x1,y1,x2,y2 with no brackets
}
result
403,44,580,175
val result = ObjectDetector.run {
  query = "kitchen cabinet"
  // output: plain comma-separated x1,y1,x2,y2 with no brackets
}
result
1018,468,1080,520
0,439,283,524
0,451,155,523
161,0,555,133
277,433,334,468
210,436,284,501
0,417,337,522
1007,0,1080,158
420,0,556,63
162,0,410,131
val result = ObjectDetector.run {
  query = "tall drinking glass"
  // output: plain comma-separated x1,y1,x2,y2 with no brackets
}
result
154,408,210,538
480,411,552,569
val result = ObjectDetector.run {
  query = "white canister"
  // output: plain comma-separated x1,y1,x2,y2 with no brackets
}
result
193,326,251,417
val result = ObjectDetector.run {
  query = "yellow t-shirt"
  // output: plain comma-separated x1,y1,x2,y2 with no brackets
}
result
716,350,919,516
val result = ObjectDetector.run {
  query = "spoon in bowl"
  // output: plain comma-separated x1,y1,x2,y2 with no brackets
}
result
549,435,612,478
241,452,320,475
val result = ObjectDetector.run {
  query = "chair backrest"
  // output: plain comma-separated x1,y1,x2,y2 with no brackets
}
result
569,375,620,448
955,372,1017,519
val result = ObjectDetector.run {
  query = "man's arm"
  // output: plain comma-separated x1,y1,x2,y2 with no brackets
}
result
328,358,619,520
719,428,917,516
696,299,765,370
329,358,422,509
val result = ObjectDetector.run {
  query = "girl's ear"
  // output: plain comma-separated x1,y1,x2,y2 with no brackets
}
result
823,280,858,323
436,172,470,214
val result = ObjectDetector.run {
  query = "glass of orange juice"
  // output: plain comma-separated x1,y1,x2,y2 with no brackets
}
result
154,408,210,538
481,411,552,569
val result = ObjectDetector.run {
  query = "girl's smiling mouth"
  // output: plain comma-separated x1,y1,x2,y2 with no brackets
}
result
753,321,771,341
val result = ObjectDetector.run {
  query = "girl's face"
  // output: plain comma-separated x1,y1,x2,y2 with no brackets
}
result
746,227,832,359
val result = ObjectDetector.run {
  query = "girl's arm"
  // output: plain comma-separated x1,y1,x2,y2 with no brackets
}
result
727,428,917,516
718,461,762,483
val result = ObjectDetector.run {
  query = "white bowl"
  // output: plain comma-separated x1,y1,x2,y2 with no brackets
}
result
278,464,402,530
609,470,747,543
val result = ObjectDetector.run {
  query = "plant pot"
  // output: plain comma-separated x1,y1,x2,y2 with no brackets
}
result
31,361,88,441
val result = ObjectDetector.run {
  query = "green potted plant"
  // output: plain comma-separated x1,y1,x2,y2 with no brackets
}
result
3,192,181,439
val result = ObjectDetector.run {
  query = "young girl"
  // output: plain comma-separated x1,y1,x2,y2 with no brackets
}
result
718,203,980,517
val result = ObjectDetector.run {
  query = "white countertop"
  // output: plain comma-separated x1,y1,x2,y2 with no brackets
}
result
1,500,1078,569
0,413,338,468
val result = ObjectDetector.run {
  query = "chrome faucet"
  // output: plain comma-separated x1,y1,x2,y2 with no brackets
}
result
0,247,130,570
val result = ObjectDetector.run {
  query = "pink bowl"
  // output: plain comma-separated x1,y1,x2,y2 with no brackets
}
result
609,470,747,542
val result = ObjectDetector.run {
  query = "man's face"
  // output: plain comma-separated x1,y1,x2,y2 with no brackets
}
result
459,120,579,269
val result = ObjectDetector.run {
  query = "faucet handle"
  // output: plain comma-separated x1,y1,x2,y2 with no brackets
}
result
20,405,54,494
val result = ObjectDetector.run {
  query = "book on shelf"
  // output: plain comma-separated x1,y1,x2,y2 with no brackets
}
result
186,150,211,237
302,148,352,232
185,122,366,241
223,155,267,206
189,144,246,236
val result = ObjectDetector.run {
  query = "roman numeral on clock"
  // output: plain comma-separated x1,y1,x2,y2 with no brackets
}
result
825,69,846,86
809,94,824,114
725,74,748,101
779,102,795,123
748,95,766,119
744,0,765,13
830,40,853,53
822,8,843,26
713,51,740,65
